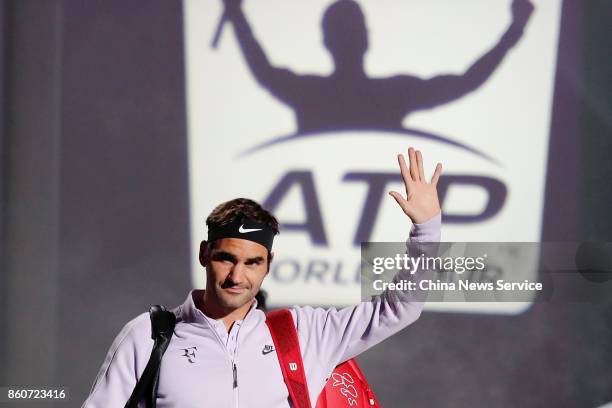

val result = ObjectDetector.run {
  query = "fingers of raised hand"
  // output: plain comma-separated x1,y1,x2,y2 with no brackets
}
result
431,162,442,186
388,191,409,214
408,147,443,186
416,150,425,181
408,147,419,182
397,154,413,194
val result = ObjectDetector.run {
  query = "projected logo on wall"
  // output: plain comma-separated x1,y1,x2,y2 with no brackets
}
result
184,0,563,314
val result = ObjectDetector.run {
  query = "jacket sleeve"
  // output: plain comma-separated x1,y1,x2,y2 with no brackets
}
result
81,313,152,408
292,212,441,368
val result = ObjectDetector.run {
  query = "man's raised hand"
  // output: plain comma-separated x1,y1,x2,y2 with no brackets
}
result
389,147,442,225
511,0,534,27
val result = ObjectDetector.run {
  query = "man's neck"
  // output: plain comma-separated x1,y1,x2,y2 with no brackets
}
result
332,59,366,79
196,291,254,332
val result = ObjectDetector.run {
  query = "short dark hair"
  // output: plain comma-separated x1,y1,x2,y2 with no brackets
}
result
206,198,279,234
205,198,279,266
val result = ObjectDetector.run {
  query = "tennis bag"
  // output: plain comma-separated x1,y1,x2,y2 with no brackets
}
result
126,306,381,408
266,309,381,408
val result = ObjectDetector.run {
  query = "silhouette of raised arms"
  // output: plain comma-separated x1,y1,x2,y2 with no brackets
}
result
219,0,534,133
220,0,298,103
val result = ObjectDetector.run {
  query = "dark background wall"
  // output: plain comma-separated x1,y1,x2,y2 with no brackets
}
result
1,0,611,407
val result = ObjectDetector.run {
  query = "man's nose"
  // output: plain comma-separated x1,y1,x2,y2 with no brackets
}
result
228,263,247,284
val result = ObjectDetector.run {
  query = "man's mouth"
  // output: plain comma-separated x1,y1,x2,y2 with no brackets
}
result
223,286,247,294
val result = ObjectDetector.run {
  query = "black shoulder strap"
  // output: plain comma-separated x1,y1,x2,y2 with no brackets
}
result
124,305,176,408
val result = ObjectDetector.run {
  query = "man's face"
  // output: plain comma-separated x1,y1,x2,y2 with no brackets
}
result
200,238,270,312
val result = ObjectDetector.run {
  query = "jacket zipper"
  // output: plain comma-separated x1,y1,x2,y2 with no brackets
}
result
204,322,239,406
232,361,239,408
233,363,238,388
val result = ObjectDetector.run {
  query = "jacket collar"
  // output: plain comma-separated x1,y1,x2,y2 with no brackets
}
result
176,289,260,325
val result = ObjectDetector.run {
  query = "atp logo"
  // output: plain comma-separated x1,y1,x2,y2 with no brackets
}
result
186,0,565,313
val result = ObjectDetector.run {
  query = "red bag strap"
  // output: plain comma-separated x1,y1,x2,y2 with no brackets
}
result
266,309,313,408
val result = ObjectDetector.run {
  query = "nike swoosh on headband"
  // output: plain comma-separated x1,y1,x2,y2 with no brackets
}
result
239,224,263,233
208,218,275,251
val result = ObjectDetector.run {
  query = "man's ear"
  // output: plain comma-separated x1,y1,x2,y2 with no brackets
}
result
199,240,209,267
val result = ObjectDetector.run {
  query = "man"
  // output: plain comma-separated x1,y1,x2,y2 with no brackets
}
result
82,147,442,407
219,0,533,132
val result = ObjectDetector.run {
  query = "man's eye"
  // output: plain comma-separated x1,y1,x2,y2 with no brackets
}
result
213,255,234,264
